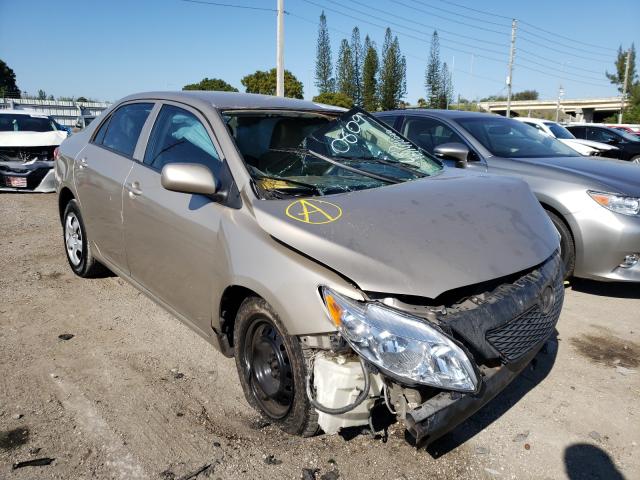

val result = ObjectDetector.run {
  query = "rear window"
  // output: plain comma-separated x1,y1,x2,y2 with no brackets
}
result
0,114,57,132
100,103,153,157
544,122,574,140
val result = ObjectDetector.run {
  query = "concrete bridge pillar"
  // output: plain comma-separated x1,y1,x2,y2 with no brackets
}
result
575,108,595,123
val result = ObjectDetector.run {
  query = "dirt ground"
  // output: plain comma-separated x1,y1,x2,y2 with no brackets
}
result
1,193,638,480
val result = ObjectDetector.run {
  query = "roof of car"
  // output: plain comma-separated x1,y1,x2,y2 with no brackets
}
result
119,91,343,112
376,109,501,120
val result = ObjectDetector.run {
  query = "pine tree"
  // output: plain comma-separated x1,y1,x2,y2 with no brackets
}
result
440,62,453,109
425,31,442,108
315,11,334,94
362,36,379,111
336,39,356,100
350,27,363,106
606,44,637,93
379,29,406,110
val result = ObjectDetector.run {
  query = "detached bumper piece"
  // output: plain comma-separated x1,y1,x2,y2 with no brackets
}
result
405,346,539,446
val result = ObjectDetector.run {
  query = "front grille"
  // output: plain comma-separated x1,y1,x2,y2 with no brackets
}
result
485,280,563,362
0,145,56,161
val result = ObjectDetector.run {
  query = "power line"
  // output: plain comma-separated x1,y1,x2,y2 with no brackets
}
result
517,49,606,76
390,0,510,36
300,0,506,64
515,64,613,89
434,0,617,53
518,28,612,60
519,20,617,54
180,0,280,13
404,0,511,29
518,31,612,64
431,0,513,21
349,0,507,49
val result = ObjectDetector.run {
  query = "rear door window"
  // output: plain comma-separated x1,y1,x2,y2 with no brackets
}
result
402,116,465,154
143,104,222,175
101,103,153,157
587,127,618,144
567,126,586,139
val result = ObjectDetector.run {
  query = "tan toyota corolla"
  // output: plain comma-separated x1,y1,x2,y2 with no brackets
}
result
55,91,563,445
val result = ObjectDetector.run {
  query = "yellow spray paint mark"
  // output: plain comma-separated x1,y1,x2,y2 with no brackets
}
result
285,199,342,225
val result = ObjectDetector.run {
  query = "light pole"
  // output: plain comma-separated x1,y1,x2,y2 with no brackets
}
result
555,85,564,122
276,0,285,97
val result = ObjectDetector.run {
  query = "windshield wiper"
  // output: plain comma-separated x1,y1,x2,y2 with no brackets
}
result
276,148,400,184
251,170,324,196
333,155,427,177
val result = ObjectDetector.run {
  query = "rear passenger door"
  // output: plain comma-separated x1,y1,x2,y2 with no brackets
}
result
122,102,228,335
74,102,153,272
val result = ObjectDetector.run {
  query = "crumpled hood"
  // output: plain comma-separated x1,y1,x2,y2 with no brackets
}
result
0,130,67,147
252,171,559,299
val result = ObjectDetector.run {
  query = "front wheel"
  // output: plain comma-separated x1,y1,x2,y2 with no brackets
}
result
62,199,107,278
631,155,640,165
234,297,319,437
546,210,575,279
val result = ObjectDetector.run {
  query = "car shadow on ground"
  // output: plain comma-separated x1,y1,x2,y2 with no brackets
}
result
425,334,559,458
570,279,640,299
564,443,626,480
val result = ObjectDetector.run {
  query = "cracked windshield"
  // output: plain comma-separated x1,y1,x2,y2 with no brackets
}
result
223,108,442,198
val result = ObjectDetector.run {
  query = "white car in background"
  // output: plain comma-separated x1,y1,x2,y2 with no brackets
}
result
515,117,618,157
0,109,68,192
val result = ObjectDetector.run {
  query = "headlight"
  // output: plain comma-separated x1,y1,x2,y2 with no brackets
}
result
588,191,640,216
321,287,478,392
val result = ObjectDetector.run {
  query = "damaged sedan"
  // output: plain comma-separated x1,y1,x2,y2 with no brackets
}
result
55,91,564,446
0,109,67,192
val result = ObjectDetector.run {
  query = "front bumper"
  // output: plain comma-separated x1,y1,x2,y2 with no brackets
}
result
570,203,640,282
0,160,55,193
405,344,541,445
401,252,563,445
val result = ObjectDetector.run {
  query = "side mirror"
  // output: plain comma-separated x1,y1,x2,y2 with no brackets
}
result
433,142,470,168
161,163,218,195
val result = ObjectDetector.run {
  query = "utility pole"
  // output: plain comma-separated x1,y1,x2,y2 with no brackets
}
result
506,19,517,118
555,85,564,122
276,0,285,97
619,49,631,123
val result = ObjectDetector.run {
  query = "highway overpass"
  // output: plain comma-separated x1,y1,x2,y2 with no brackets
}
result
477,97,623,122
0,97,111,127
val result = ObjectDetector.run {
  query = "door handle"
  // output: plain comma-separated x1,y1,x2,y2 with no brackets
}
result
77,157,88,169
126,181,143,198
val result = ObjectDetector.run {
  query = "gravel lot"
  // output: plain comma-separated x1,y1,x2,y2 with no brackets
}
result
1,193,638,480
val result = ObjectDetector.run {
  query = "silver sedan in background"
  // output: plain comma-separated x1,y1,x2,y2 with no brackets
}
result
377,110,640,282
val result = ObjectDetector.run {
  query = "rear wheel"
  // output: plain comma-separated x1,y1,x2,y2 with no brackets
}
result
234,297,319,437
545,210,575,279
62,200,107,278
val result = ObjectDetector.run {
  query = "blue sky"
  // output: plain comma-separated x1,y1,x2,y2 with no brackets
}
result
1,0,638,103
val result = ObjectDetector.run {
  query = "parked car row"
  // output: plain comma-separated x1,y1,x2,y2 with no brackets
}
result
50,91,639,448
565,124,640,163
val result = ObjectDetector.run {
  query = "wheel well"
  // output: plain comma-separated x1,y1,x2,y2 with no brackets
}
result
219,286,260,349
540,202,574,243
58,187,75,221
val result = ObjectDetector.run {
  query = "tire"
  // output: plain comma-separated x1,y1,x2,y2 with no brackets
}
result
631,155,640,165
545,210,575,279
234,297,319,437
62,199,107,278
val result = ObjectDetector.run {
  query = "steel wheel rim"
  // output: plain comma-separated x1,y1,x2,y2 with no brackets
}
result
243,318,294,419
64,212,83,266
